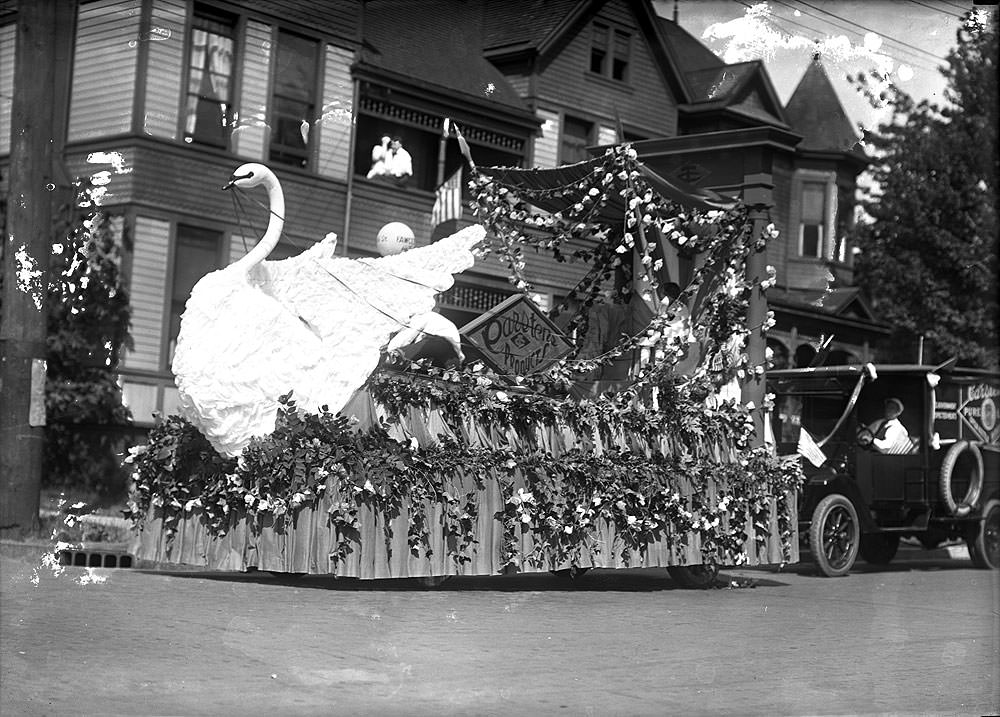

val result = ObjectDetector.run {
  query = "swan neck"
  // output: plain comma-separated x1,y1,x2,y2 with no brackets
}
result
234,172,284,270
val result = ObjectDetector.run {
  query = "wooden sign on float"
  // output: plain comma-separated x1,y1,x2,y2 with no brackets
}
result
459,294,574,377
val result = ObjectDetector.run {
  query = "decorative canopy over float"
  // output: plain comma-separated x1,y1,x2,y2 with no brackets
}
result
126,145,801,582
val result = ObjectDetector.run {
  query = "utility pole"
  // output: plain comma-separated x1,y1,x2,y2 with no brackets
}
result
0,0,57,537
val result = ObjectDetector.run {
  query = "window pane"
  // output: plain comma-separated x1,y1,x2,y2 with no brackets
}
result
561,115,592,165
185,10,235,147
590,48,606,74
169,226,220,366
801,224,822,257
801,182,826,221
590,24,607,74
271,30,317,167
613,30,629,81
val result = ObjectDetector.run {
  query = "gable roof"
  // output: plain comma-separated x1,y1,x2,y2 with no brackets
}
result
656,15,726,74
785,55,861,152
679,61,789,127
483,0,692,104
356,0,531,115
772,286,878,322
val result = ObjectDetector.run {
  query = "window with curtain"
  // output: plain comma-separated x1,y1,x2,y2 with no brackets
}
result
589,23,630,82
800,182,826,258
561,115,592,165
168,226,221,368
270,29,318,168
184,6,235,147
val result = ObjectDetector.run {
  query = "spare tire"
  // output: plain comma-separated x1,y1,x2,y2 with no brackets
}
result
939,440,984,517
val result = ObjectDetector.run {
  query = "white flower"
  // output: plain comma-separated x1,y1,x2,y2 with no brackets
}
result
626,515,637,526
563,525,573,534
363,479,375,493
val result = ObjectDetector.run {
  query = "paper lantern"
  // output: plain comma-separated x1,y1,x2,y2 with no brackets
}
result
376,222,415,256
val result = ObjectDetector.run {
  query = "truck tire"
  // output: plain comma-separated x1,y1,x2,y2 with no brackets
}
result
967,499,1000,570
859,533,900,565
810,494,859,577
939,440,983,517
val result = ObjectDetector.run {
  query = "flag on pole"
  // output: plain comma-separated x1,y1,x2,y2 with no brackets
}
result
797,427,827,468
431,168,463,226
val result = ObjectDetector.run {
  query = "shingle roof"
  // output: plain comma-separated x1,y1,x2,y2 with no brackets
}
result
481,0,583,53
358,0,529,111
684,62,756,102
784,55,860,152
657,17,726,74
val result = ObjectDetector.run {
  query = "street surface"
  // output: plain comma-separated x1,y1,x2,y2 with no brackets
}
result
1,546,998,716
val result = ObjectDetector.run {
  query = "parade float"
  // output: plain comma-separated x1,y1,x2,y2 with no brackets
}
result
124,144,804,584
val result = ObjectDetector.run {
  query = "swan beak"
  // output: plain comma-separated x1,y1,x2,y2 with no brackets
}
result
222,171,254,190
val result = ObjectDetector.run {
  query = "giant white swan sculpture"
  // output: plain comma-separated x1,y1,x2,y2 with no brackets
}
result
172,162,484,456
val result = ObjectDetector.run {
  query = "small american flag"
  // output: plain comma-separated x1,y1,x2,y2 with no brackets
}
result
797,427,828,468
431,168,463,226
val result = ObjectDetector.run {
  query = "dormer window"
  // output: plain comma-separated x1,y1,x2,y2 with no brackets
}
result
590,23,630,82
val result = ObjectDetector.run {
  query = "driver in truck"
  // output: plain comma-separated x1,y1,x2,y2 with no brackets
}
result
867,398,916,454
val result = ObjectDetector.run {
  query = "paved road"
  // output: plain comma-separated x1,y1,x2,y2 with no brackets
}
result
1,547,998,717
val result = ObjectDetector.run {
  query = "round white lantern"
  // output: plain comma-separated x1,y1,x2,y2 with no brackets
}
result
376,222,415,256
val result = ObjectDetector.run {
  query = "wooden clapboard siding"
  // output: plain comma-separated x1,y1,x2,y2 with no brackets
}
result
0,23,13,155
348,180,435,254
232,20,271,160
143,0,187,140
768,161,794,282
315,44,355,180
66,141,347,252
124,216,170,372
68,0,141,142
532,109,560,168
533,0,676,137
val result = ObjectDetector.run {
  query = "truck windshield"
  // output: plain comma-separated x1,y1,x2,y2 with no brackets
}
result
773,392,851,455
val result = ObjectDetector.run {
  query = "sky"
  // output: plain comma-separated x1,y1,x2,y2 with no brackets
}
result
652,0,994,137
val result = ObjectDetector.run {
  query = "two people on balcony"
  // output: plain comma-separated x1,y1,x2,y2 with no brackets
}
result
367,135,412,186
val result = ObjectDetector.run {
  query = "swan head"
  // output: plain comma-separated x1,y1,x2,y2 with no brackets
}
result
223,162,274,191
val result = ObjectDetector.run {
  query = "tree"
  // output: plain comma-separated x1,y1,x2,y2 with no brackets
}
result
849,11,998,368
43,178,134,501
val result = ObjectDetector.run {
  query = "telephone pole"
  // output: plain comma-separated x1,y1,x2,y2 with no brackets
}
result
1,0,57,537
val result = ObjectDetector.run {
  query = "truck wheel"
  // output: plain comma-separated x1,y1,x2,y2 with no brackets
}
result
810,494,859,577
859,533,900,565
667,564,720,589
940,440,983,517
967,499,1000,570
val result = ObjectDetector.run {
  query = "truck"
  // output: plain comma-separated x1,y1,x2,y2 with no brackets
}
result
767,362,999,576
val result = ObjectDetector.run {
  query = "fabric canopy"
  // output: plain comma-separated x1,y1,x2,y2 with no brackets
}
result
479,155,738,222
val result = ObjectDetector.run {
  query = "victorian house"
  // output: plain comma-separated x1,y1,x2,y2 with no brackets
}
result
0,0,888,428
